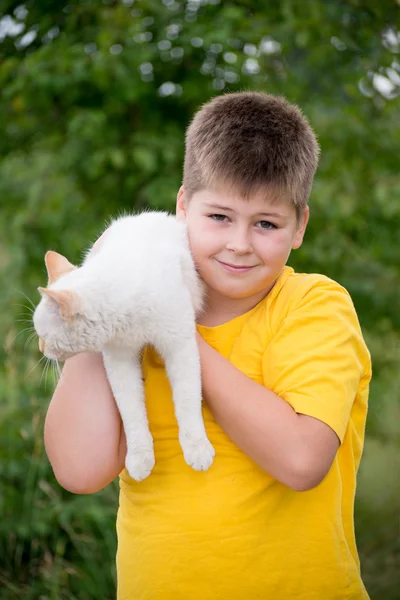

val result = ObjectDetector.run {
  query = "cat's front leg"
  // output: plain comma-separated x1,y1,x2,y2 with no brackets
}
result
102,348,155,481
162,336,215,472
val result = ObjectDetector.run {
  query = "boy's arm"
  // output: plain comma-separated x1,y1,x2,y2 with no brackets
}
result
44,352,126,494
197,333,340,492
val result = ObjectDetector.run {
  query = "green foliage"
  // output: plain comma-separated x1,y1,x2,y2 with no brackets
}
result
0,398,118,598
0,0,399,598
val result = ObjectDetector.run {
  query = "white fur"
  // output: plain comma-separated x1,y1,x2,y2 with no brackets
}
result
33,211,215,481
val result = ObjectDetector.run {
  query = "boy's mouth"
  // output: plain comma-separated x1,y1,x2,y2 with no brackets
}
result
216,260,255,274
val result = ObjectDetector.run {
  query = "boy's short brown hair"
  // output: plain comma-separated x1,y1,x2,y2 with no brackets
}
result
183,91,320,216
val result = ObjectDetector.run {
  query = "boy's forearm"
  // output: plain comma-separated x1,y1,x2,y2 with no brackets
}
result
44,352,125,494
197,334,334,491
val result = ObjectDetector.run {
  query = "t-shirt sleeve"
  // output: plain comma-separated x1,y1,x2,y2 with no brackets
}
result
262,279,370,443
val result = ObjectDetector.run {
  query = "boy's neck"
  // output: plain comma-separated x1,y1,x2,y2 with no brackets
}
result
197,283,276,327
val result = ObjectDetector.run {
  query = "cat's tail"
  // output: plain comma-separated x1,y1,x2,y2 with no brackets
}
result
180,249,205,316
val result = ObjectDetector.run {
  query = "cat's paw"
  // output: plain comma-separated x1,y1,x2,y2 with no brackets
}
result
180,433,215,471
125,448,155,482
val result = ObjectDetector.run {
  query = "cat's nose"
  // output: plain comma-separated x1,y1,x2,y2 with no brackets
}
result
39,338,45,353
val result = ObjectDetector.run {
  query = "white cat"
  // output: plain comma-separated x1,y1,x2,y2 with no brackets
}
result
33,211,215,481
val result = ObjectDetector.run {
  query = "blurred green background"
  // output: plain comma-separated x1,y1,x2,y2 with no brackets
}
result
0,1,399,598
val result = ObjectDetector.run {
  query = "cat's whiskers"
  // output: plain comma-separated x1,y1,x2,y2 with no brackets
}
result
45,358,52,384
55,360,62,378
14,303,35,315
24,331,38,351
46,358,60,389
51,360,61,386
13,289,37,312
13,297,38,349
10,325,39,359
11,325,36,345
50,361,56,385
41,357,52,390
25,355,47,379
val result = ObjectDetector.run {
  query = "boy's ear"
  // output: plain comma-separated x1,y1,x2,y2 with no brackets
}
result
37,288,81,319
292,206,310,250
176,185,187,221
45,251,77,285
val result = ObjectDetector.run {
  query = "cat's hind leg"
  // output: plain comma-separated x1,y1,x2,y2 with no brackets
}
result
161,334,215,472
102,348,155,481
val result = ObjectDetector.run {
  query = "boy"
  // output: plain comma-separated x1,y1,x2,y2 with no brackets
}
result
44,92,371,599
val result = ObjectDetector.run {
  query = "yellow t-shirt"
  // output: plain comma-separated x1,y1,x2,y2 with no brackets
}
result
117,266,371,600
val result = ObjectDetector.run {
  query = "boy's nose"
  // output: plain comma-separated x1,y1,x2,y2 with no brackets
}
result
225,229,253,255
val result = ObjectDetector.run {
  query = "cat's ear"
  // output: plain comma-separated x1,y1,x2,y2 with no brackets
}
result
44,251,77,286
37,287,81,319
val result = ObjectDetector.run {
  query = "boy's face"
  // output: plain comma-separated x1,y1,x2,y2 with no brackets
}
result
176,184,308,315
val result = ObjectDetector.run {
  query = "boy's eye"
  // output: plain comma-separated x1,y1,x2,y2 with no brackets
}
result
258,220,277,230
209,214,228,222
